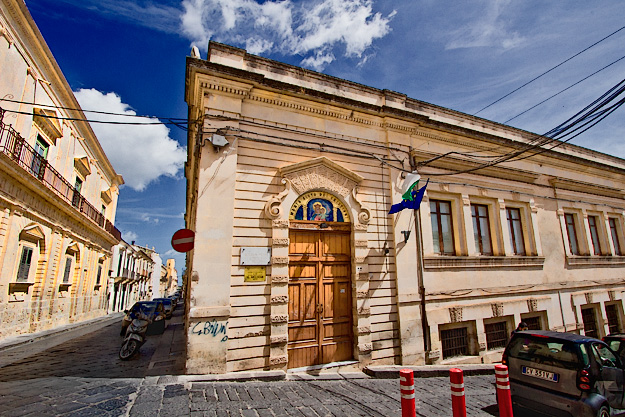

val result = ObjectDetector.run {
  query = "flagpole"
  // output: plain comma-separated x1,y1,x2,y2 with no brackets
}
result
409,158,431,358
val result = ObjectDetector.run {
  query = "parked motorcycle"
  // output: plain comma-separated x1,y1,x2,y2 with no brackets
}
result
119,304,165,360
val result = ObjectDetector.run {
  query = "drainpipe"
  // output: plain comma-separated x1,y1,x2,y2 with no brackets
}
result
558,290,567,332
410,153,431,357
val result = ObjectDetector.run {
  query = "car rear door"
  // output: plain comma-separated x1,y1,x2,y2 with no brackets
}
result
591,342,625,409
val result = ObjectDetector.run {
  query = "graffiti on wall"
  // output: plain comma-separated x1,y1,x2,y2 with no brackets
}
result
191,319,228,342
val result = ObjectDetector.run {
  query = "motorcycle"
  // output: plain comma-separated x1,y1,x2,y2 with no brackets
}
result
119,306,164,360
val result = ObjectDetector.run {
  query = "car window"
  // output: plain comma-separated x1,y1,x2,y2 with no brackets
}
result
607,340,622,353
592,343,620,368
579,344,590,366
507,335,581,369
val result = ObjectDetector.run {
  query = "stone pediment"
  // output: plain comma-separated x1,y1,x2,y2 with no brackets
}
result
279,157,363,197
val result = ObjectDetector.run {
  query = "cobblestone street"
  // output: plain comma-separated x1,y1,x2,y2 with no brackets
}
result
0,304,511,416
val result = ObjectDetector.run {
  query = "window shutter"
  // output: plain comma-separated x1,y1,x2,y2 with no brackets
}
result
63,257,73,283
17,247,33,282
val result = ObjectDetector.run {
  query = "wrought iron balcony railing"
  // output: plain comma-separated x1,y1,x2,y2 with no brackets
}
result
0,108,121,241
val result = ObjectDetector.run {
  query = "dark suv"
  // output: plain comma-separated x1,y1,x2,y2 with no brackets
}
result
503,330,625,417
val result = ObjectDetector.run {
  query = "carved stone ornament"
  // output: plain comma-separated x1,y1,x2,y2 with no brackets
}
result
270,355,288,365
449,307,463,323
271,314,288,323
357,325,371,335
527,298,538,312
280,157,363,198
358,343,373,354
357,306,371,316
271,295,288,304
609,290,616,301
271,275,289,284
264,179,292,219
585,292,593,304
272,238,289,247
479,342,487,351
352,187,371,225
354,240,368,248
356,290,369,299
271,257,289,265
272,219,289,229
270,335,287,345
491,303,504,318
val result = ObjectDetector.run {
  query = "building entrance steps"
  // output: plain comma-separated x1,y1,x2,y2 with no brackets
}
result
0,312,124,368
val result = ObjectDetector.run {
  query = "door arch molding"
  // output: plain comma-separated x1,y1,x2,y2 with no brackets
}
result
264,157,373,370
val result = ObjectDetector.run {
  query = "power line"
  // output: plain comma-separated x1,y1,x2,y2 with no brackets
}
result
0,97,187,121
2,107,191,130
504,54,625,124
473,24,625,116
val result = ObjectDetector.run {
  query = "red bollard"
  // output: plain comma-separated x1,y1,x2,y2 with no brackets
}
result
450,368,467,417
399,368,416,417
495,364,514,417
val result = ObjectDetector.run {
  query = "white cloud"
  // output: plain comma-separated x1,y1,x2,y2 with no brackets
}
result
445,0,524,50
74,89,187,191
122,230,138,243
180,0,395,69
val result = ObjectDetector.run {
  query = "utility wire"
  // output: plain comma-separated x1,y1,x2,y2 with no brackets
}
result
504,54,625,123
0,97,188,121
474,24,625,115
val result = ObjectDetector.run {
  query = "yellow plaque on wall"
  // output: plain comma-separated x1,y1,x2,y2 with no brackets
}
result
244,266,266,282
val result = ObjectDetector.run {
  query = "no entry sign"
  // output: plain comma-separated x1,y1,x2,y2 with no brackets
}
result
171,228,195,253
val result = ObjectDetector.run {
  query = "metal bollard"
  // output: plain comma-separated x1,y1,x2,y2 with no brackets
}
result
495,364,514,417
450,368,467,417
399,368,416,417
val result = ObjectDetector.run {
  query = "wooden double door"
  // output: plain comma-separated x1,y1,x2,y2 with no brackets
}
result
287,227,353,368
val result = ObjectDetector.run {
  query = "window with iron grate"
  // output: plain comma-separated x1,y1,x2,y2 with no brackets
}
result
441,327,468,359
485,321,508,350
582,307,598,338
605,304,621,334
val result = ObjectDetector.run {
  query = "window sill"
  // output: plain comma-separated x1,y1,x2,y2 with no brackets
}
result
566,256,625,268
8,282,34,294
58,283,71,292
424,256,545,270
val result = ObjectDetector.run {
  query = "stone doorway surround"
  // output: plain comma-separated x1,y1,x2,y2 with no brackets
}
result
264,157,372,370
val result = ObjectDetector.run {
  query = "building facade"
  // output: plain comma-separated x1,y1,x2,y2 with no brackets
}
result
0,0,122,340
184,42,625,374
108,242,159,313
159,258,178,298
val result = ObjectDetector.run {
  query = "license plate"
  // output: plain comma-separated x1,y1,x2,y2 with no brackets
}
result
522,366,559,382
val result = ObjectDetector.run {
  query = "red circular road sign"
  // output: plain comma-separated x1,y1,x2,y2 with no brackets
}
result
171,228,195,253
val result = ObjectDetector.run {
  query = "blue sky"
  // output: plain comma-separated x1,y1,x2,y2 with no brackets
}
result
24,0,625,273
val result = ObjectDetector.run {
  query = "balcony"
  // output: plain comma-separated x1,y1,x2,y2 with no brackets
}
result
0,108,121,241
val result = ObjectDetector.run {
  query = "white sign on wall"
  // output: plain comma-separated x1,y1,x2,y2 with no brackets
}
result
240,247,271,265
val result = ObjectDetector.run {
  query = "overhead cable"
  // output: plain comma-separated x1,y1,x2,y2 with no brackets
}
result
474,24,625,115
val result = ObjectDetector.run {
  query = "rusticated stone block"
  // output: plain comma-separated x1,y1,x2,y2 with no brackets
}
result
271,314,288,323
356,290,368,298
355,256,366,264
270,335,287,345
271,295,288,304
357,306,370,316
354,240,368,248
272,238,289,246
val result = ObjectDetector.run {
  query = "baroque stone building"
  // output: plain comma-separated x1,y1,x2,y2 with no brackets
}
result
0,0,122,340
184,42,625,374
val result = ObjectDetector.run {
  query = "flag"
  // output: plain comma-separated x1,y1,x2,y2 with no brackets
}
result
402,179,419,201
389,179,429,214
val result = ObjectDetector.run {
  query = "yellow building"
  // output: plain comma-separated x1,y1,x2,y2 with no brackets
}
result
184,42,625,374
0,0,122,339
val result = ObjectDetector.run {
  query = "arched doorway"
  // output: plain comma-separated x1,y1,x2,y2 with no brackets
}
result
287,191,353,368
